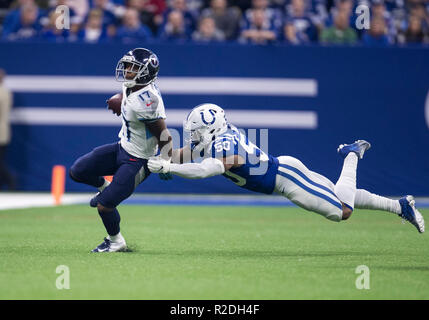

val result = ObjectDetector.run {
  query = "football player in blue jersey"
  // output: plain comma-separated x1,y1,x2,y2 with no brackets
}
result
148,103,425,233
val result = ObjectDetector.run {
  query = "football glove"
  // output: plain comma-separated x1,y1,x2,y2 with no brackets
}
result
148,157,171,174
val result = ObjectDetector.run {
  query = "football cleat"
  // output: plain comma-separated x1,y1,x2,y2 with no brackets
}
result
91,237,127,253
399,196,425,233
337,140,371,159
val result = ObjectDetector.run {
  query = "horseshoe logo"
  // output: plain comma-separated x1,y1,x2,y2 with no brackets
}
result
200,109,216,125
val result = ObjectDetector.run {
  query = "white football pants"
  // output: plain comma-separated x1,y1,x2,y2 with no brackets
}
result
274,156,343,222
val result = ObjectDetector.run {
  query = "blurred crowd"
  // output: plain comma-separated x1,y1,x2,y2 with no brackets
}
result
0,0,428,45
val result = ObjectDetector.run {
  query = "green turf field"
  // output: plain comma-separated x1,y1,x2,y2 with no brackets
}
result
0,204,428,299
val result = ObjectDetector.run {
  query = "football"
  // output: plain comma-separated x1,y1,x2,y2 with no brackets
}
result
107,92,123,116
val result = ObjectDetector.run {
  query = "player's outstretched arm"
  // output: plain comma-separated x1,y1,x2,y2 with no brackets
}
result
147,155,243,179
148,157,224,179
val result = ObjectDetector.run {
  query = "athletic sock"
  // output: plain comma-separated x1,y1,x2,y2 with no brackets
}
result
354,189,401,214
109,232,124,243
334,153,358,210
98,208,121,236
98,178,111,192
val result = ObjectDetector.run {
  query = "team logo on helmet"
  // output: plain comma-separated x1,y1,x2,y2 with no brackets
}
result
149,54,159,68
200,109,216,125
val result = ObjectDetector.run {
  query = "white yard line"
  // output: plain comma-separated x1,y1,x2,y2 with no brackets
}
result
1,193,428,211
0,193,91,210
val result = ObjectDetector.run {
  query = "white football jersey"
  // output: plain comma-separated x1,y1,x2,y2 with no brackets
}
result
118,82,166,159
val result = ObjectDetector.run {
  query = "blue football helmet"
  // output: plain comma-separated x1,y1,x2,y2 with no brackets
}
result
115,48,160,88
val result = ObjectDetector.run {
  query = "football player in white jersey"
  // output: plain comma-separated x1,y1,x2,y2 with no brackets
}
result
70,48,173,252
148,103,425,233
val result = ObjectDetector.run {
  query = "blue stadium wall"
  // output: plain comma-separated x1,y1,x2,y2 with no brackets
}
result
1,42,428,196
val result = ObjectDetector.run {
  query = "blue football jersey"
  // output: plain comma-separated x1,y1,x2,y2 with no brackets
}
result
207,125,279,194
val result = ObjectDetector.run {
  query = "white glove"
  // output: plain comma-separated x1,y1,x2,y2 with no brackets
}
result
148,157,171,174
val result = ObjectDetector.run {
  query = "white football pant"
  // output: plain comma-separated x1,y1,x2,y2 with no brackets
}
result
274,156,343,222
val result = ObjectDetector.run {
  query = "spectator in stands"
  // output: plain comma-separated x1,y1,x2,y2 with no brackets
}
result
126,0,154,34
239,8,277,44
282,18,309,44
75,0,118,39
125,0,166,35
371,0,397,44
326,0,355,27
2,0,44,39
200,0,241,40
409,3,429,34
146,0,167,20
92,0,118,28
320,9,358,44
362,16,391,45
400,14,428,44
1,0,428,46
76,8,109,42
40,9,70,41
116,7,153,42
161,0,197,35
285,0,318,42
158,9,190,41
336,0,353,16
242,0,283,33
0,69,16,191
2,0,36,31
192,15,225,42
3,2,42,40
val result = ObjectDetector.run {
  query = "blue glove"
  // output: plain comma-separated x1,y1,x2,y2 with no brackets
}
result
159,173,173,180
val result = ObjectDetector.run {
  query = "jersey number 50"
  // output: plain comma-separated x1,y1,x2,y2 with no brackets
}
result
214,140,231,152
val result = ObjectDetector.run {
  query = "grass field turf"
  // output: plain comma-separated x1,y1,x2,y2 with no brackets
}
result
0,204,428,300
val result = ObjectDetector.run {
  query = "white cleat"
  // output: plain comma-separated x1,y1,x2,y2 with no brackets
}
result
91,236,127,252
399,196,425,233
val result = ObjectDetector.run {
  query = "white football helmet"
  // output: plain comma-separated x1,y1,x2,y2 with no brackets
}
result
184,103,228,146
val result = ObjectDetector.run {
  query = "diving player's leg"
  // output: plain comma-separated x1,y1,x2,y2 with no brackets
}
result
92,155,151,252
333,140,371,215
69,143,118,189
275,156,344,222
354,189,401,214
334,140,424,232
354,189,425,233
